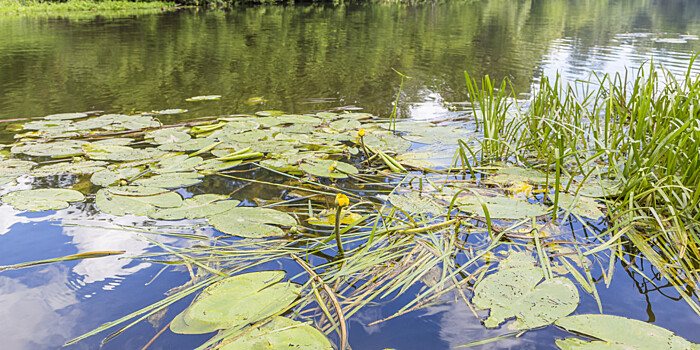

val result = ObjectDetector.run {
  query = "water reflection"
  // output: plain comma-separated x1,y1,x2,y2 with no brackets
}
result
1,0,699,122
0,265,79,350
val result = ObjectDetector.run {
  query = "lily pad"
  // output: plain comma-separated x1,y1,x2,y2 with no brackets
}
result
0,159,35,177
95,186,183,216
387,192,443,216
44,112,88,120
2,188,84,211
308,209,364,225
208,207,297,238
158,138,217,152
148,128,191,145
221,316,333,350
457,195,549,219
472,263,579,330
555,314,699,350
154,155,204,173
149,194,240,220
83,144,165,161
490,167,568,186
170,271,300,334
300,159,358,179
195,159,241,173
147,109,187,115
90,167,143,187
12,140,86,158
329,118,361,131
186,95,222,101
557,194,605,220
133,172,204,189
32,160,108,177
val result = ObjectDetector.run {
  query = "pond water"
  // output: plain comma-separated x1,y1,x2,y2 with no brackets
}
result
1,1,700,349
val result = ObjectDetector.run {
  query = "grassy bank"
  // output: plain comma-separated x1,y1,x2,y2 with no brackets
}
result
0,0,175,15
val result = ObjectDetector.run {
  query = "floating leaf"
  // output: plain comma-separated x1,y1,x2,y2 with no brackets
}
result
0,159,35,177
457,195,548,219
154,155,203,173
329,118,361,131
147,109,187,115
44,112,87,120
95,186,182,216
490,167,565,186
557,193,605,220
472,263,579,330
255,110,285,117
134,172,204,189
221,316,333,350
555,314,698,350
32,160,108,177
148,128,191,145
300,159,358,179
387,192,443,215
186,95,221,101
402,125,475,145
576,179,622,198
90,167,143,187
158,138,217,152
2,188,84,211
195,159,241,174
90,138,134,146
12,140,86,158
149,194,240,220
208,207,296,238
83,144,165,161
308,209,363,225
362,131,411,153
170,271,299,334
244,97,267,105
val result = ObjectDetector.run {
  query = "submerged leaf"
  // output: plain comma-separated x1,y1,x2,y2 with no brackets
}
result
2,188,84,211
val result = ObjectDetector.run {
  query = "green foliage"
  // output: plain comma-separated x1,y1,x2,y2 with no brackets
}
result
0,0,174,15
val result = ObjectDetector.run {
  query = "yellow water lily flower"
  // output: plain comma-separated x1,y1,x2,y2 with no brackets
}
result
358,129,366,137
328,161,338,172
335,193,349,207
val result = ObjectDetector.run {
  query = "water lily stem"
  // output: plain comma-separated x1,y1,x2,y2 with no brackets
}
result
334,205,345,255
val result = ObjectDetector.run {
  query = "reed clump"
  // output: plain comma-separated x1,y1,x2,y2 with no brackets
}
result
459,54,700,308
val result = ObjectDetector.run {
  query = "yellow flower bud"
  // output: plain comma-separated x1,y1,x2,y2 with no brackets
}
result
328,161,338,172
335,193,349,207
358,129,366,137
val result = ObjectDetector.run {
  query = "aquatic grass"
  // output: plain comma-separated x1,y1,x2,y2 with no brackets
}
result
460,54,700,311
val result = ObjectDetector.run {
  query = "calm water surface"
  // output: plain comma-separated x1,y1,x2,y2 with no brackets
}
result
1,1,700,349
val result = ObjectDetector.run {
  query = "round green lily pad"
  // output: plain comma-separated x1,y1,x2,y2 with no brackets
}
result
2,188,84,211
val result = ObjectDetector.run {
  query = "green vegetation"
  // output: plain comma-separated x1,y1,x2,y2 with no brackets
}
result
1,55,699,348
0,0,174,15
